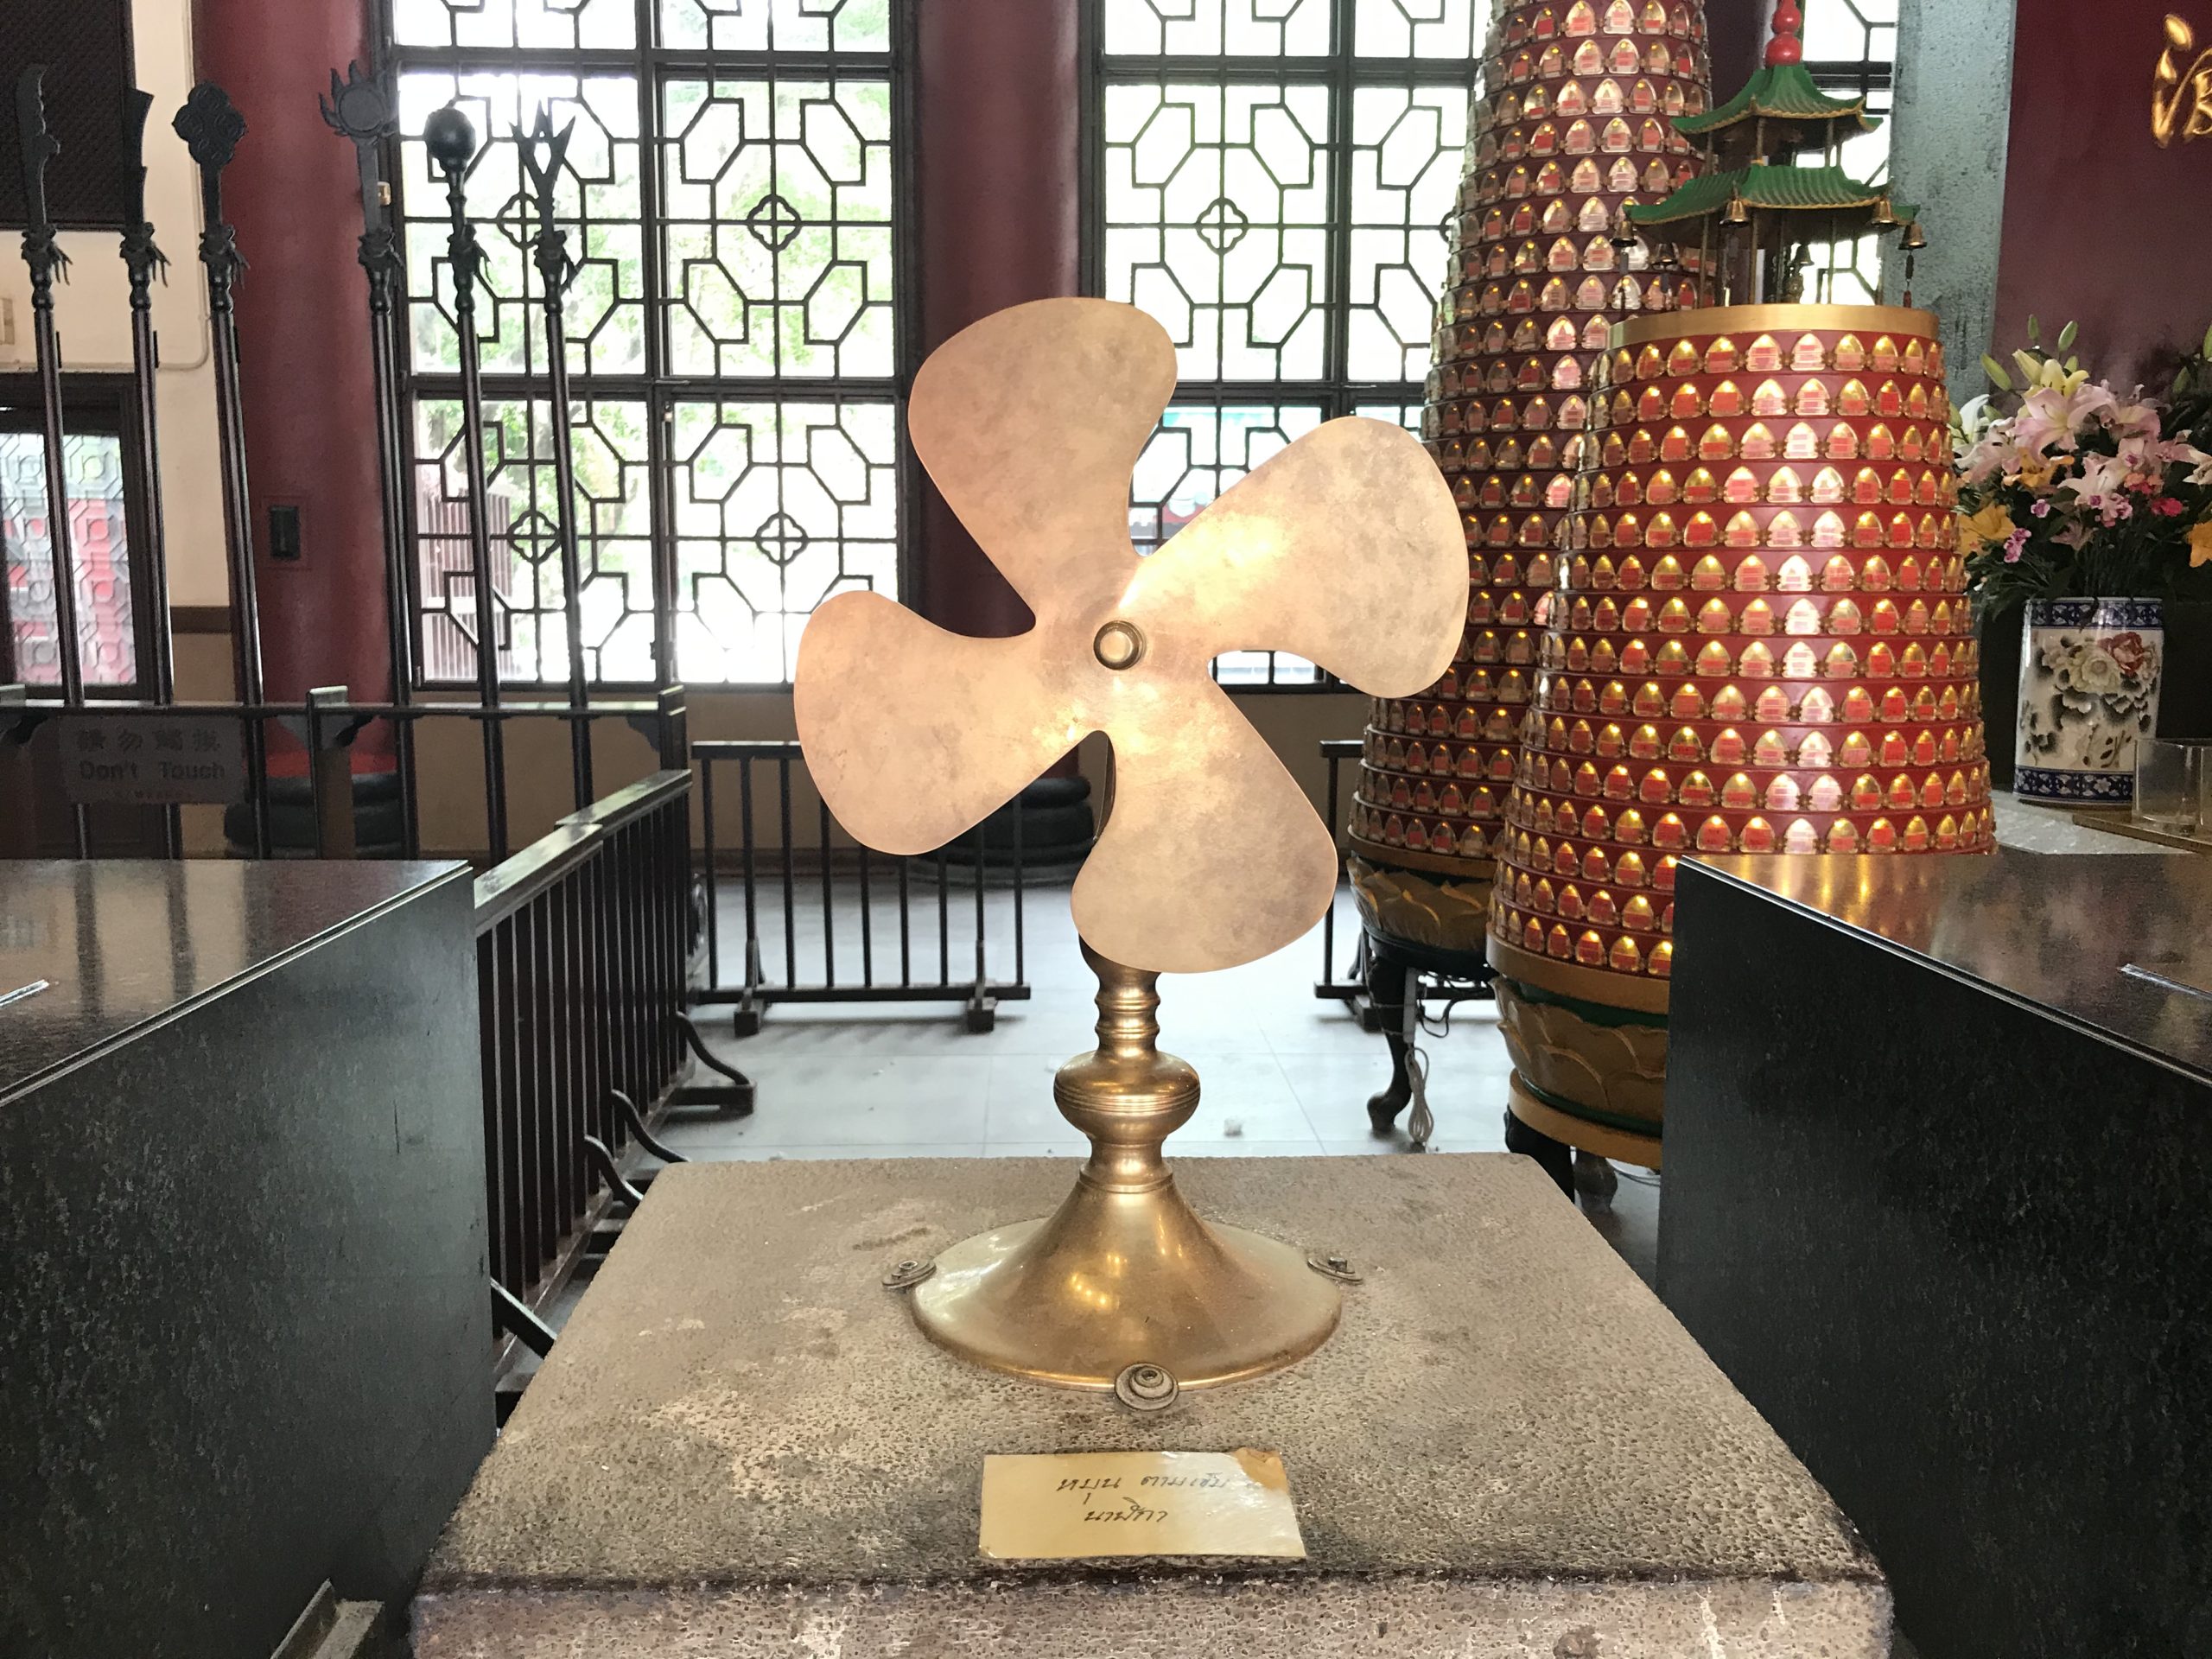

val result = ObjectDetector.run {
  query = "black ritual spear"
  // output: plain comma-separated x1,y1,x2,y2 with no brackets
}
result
321,61,421,856
518,106,594,810
423,101,510,859
14,67,84,711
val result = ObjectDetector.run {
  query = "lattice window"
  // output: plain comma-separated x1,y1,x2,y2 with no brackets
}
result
388,0,906,687
1794,0,1897,307
1089,0,1480,686
0,429,139,690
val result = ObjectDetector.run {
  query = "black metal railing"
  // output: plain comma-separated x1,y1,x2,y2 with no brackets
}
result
690,740,1031,1034
0,685,690,863
1319,736,1368,1007
473,766,749,1379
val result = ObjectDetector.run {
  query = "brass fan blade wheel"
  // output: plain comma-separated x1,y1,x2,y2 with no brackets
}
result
910,942,1340,1390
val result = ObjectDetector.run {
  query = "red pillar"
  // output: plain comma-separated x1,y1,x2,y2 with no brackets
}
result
912,0,1080,639
194,0,393,762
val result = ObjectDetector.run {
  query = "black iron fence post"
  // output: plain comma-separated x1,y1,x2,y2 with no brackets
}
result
1317,737,1369,1007
302,685,357,860
656,683,687,772
423,102,509,861
322,62,422,860
175,81,270,860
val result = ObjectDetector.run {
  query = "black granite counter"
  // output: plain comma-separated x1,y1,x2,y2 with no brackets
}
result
1662,850,2212,1659
1687,849,2212,1082
0,859,492,1657
1,858,467,1098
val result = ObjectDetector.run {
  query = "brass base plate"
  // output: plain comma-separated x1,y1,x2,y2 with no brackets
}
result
909,1180,1341,1392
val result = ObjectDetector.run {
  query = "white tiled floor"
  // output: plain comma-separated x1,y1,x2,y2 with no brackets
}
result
665,876,1660,1283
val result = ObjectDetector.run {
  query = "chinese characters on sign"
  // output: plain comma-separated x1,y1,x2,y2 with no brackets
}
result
2154,14,2212,146
60,715,246,806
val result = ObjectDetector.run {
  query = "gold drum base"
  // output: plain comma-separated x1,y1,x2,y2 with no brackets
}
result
1506,1072,1663,1172
907,939,1341,1392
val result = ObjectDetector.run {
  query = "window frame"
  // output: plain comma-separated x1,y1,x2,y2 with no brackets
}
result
1796,2,1899,307
376,0,922,691
1078,0,1483,691
0,372,163,699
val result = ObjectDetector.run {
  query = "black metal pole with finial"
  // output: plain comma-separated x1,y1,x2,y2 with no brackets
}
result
519,106,594,810
14,67,85,713
425,100,509,860
118,85,181,856
322,61,421,857
174,79,270,858
118,89,173,704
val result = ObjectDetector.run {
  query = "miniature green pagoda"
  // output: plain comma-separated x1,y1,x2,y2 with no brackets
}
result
1622,0,1924,306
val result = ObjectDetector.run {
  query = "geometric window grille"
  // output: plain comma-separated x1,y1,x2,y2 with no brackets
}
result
386,0,906,686
0,429,139,691
1794,0,1897,307
1087,0,1480,685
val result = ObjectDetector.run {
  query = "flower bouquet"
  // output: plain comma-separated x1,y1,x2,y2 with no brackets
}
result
1952,320,2212,802
1954,319,2212,607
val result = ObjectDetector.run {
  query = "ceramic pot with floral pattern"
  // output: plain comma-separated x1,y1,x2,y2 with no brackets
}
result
2015,598,2164,803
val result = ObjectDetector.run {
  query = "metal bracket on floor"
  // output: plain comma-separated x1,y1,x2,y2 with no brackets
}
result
609,1087,689,1165
671,1012,756,1113
583,1134,648,1213
269,1581,381,1659
730,938,766,1037
492,1278,557,1360
965,939,997,1033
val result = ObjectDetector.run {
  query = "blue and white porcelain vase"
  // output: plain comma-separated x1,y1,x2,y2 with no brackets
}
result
2015,598,2164,804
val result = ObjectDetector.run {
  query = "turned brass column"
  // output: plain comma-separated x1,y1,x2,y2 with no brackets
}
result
909,943,1341,1391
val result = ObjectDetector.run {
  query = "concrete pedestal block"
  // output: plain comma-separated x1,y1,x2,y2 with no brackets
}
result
416,1156,1889,1657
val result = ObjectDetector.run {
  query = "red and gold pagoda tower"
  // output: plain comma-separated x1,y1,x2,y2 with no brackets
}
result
1348,0,1713,955
1487,2,1986,1170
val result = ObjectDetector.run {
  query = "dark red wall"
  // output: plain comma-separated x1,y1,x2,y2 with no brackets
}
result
194,0,393,757
912,0,1078,639
1705,0,1770,107
1996,0,2212,386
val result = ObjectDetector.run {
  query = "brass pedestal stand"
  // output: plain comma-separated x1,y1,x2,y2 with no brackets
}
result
910,942,1341,1392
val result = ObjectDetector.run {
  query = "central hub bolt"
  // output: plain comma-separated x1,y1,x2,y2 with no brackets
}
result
1093,620,1145,671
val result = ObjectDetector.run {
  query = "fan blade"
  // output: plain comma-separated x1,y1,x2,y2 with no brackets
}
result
1120,416,1465,697
908,298,1173,618
794,592,1084,856
1075,678,1337,975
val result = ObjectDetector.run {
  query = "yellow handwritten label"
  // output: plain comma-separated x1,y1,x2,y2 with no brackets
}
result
2155,13,2212,146
978,1449,1306,1561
